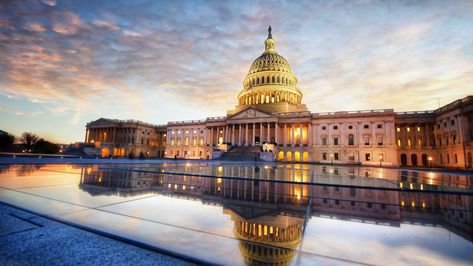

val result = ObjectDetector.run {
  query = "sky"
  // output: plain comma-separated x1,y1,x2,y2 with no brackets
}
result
0,0,472,143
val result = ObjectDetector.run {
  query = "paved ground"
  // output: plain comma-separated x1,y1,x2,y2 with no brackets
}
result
0,203,195,266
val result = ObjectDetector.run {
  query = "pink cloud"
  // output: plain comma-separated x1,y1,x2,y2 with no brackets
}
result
24,23,47,32
52,11,85,35
92,19,120,31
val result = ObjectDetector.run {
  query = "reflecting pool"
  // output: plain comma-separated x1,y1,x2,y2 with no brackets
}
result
0,163,472,265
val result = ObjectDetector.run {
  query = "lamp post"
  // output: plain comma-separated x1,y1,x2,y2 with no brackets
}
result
330,154,333,165
428,156,433,168
379,155,383,167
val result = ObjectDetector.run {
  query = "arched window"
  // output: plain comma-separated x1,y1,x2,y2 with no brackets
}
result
277,76,280,83
272,76,275,83
267,76,270,83
348,134,354,145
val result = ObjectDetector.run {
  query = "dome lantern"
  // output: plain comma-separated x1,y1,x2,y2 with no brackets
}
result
264,25,276,53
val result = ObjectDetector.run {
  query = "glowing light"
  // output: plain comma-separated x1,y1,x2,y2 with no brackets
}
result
296,192,301,200
411,201,415,207
86,167,92,174
401,201,405,206
183,185,186,190
422,202,426,208
400,182,403,188
168,184,171,188
174,184,178,189
420,184,424,190
409,183,413,189
217,178,222,184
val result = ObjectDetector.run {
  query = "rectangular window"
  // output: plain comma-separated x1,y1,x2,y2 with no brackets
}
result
454,154,458,163
322,153,327,160
364,124,369,129
322,126,326,130
334,153,339,160
377,124,382,129
365,153,371,161
322,138,327,145
348,125,353,129
333,125,338,130
364,136,370,145
367,203,372,208
396,127,400,132
335,200,340,205
377,137,383,145
334,137,339,145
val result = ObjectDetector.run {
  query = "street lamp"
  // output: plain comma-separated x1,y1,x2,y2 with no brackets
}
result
379,155,383,167
428,156,433,168
330,154,333,165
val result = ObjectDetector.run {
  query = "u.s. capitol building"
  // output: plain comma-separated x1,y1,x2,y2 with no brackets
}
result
85,27,473,169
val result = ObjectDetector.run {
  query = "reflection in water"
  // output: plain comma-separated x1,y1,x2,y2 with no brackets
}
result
76,163,473,265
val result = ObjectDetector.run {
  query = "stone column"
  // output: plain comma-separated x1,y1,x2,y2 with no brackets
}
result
260,123,263,143
232,124,235,145
252,123,256,146
284,124,287,146
292,123,295,146
267,122,270,143
308,123,312,146
210,127,213,146
245,123,249,146
239,124,242,146
299,124,302,145
275,123,278,145
425,124,430,147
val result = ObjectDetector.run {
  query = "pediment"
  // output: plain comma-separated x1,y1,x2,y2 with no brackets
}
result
228,107,272,120
88,118,117,127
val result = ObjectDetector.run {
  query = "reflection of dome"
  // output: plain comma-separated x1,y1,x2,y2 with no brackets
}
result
234,26,307,114
225,205,304,266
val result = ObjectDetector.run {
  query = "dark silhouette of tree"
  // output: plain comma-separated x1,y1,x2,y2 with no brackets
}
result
0,133,15,151
33,139,60,154
20,132,39,152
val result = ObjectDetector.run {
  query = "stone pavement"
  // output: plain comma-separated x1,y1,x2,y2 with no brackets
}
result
0,203,195,266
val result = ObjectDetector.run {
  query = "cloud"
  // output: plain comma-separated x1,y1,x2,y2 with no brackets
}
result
92,19,120,31
41,0,57,6
23,23,47,32
123,30,142,37
52,11,86,35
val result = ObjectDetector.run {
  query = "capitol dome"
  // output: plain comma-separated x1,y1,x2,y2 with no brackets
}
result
233,26,307,114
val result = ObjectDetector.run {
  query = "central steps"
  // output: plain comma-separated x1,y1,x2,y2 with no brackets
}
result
219,146,262,161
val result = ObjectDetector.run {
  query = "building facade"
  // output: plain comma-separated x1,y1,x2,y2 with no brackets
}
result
85,27,473,168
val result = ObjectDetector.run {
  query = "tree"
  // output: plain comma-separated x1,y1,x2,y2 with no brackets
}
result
20,132,39,152
33,139,60,154
0,133,15,152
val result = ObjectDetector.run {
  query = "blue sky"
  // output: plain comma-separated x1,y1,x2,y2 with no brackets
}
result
0,0,472,143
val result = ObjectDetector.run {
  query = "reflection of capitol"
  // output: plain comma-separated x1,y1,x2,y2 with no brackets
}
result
78,165,473,263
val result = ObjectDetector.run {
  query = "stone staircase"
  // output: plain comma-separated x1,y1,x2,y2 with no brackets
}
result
219,146,262,161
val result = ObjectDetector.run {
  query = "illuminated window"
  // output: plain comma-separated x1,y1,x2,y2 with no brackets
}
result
408,140,411,147
407,127,410,132
397,139,401,147
396,127,400,132
417,127,421,132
